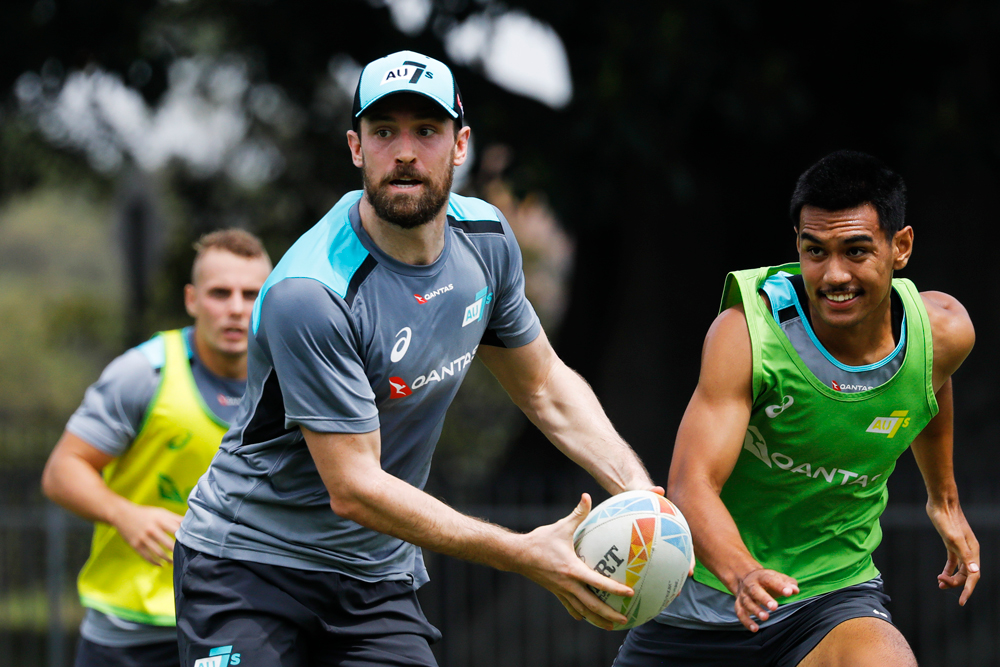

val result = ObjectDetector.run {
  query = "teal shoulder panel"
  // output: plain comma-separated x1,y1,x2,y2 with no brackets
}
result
136,333,166,370
447,193,500,222
759,273,798,319
252,191,368,333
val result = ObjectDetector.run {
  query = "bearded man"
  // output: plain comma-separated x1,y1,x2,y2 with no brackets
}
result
173,51,659,667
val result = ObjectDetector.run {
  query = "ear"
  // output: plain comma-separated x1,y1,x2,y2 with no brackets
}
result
452,125,472,167
184,284,198,318
347,129,364,168
892,226,913,270
793,226,801,254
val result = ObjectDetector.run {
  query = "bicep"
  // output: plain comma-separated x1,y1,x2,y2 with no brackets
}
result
477,329,557,406
668,307,754,495
300,427,383,498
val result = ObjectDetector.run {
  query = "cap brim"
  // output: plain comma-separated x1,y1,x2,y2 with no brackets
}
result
354,89,460,120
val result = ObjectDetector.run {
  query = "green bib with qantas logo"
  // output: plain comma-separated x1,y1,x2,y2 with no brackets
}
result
692,263,938,603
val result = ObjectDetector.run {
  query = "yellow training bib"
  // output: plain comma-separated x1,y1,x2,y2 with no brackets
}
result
77,329,229,625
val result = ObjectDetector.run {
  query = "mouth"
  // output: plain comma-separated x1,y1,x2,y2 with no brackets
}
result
221,327,246,339
819,290,862,307
387,176,424,191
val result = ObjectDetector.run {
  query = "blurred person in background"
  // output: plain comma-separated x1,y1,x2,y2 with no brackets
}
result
41,229,272,667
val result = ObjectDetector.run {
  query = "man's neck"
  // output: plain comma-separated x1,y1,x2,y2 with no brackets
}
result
192,331,247,380
807,293,897,367
359,195,447,266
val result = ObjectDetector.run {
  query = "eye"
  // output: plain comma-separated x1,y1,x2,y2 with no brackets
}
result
374,128,391,139
846,247,868,257
417,127,436,137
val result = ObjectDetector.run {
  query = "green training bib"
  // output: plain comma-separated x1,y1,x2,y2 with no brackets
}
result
692,263,937,603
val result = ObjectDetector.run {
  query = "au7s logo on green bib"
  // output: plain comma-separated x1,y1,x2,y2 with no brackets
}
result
865,410,910,438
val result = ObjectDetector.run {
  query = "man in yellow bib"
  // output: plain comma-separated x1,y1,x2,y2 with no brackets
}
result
42,229,272,667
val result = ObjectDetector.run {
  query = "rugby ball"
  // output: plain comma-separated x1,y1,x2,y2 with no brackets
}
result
573,490,694,630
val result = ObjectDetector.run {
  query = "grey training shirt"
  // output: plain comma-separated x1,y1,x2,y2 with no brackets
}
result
177,191,541,587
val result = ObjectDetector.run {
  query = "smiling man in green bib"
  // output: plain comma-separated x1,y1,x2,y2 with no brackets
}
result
614,150,979,667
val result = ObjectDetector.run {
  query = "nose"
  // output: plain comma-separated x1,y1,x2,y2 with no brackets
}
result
823,255,853,287
394,130,418,164
228,291,247,316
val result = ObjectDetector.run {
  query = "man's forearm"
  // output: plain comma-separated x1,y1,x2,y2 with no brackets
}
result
669,477,762,593
519,361,653,494
329,464,528,572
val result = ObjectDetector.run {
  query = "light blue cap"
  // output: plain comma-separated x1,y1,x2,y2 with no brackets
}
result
352,50,464,127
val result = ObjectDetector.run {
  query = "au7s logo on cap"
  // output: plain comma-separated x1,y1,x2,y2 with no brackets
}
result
193,645,241,667
381,60,433,85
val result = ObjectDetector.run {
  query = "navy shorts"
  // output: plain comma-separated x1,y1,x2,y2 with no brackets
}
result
613,581,893,667
74,636,179,667
174,543,441,667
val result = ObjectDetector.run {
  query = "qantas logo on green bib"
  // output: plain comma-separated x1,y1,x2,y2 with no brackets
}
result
743,426,883,488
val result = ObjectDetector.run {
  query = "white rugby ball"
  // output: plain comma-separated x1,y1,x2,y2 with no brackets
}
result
573,490,694,630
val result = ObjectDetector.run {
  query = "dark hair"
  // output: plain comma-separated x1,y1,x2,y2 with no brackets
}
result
789,150,907,238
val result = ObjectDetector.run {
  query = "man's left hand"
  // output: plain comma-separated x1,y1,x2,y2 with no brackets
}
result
927,500,980,605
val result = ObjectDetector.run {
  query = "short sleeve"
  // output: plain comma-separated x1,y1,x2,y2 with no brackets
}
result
65,349,159,457
483,211,542,348
258,278,379,433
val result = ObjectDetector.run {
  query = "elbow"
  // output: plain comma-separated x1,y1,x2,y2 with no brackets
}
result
40,460,59,502
327,482,368,523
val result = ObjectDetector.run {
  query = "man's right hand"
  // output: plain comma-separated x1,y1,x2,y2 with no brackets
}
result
734,568,799,632
112,503,184,566
512,494,633,630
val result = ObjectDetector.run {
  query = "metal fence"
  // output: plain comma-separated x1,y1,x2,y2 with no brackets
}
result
2,502,999,667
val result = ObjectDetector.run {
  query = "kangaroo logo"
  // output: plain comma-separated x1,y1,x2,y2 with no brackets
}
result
743,426,771,467
765,395,794,419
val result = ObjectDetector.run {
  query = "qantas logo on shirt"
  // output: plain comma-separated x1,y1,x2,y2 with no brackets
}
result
742,426,883,488
217,393,242,407
414,283,454,304
832,380,874,392
389,377,412,398
388,347,478,399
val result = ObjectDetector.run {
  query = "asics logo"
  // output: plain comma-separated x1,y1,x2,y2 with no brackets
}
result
764,395,794,418
390,327,412,363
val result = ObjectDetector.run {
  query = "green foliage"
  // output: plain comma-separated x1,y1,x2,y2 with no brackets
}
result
0,187,123,426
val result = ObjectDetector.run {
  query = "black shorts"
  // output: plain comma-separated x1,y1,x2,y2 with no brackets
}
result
613,581,893,667
174,542,442,667
74,637,179,667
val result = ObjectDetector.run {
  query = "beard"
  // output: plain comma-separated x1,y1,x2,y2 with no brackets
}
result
363,161,454,229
